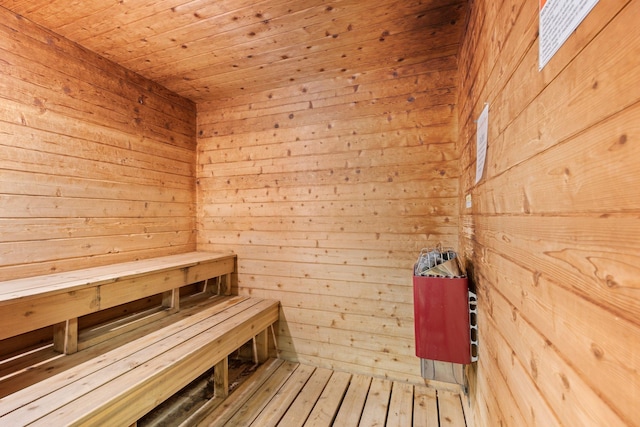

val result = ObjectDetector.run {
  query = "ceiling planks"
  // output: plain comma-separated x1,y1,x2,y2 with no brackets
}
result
0,0,467,102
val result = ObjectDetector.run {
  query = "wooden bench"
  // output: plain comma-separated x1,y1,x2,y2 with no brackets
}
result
0,295,279,426
0,252,279,425
0,251,236,354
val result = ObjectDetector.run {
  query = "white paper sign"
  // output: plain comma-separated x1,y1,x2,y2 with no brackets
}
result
475,103,489,184
539,0,599,70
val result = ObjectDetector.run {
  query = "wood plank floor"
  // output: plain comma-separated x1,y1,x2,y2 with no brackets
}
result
190,358,467,427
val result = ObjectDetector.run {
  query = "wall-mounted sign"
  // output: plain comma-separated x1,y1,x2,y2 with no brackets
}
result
539,0,599,70
475,103,489,184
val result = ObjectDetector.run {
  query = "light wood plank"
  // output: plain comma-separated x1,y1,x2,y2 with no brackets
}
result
0,4,196,282
0,295,251,417
2,0,469,403
200,65,457,120
206,230,456,254
0,248,191,283
213,356,229,398
14,300,279,426
386,381,414,427
191,362,467,427
479,257,625,426
358,378,392,427
0,6,193,109
212,361,298,427
162,22,463,101
458,1,638,425
220,273,232,296
0,288,99,342
204,94,456,138
474,215,639,326
190,358,285,426
243,286,414,320
201,138,458,171
199,106,456,140
332,374,372,427
200,53,458,112
279,322,414,358
413,386,438,427
255,329,270,364
303,371,352,427
276,367,333,427
249,364,316,427
0,252,236,345
201,215,456,236
162,288,180,312
437,391,466,427
0,217,192,243
0,0,465,99
481,247,639,425
0,252,234,302
52,317,78,354
77,306,173,351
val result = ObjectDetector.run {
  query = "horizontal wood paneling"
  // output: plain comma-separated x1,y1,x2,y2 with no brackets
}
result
198,23,465,380
0,8,197,280
458,1,639,426
0,0,466,103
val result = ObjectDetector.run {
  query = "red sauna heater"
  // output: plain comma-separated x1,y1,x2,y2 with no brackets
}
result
413,275,477,365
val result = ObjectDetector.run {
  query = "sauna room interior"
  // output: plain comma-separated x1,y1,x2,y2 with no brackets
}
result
0,0,638,426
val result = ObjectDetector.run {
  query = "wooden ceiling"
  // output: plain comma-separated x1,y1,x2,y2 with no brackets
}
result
0,0,467,103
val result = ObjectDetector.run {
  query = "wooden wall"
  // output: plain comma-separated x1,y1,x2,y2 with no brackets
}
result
0,8,197,281
197,29,464,381
458,1,640,425
6,2,638,422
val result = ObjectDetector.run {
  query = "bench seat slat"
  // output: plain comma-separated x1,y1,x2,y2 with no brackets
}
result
0,252,234,303
0,295,231,396
0,288,99,342
0,252,235,342
0,295,249,416
55,300,278,427
2,297,279,426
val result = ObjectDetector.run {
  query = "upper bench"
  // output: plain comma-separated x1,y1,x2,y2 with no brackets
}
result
0,251,236,353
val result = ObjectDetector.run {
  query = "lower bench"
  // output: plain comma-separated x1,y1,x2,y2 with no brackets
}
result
0,296,279,426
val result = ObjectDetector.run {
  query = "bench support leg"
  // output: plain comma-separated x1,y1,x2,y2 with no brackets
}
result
162,288,180,313
202,278,212,295
255,329,269,363
53,318,78,354
213,356,229,398
218,273,232,296
270,324,280,357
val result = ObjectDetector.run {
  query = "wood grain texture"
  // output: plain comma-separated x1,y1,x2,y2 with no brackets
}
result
7,5,637,426
0,297,279,426
195,362,461,426
458,1,640,426
197,17,465,381
358,377,392,427
332,374,371,426
0,7,197,281
0,0,467,102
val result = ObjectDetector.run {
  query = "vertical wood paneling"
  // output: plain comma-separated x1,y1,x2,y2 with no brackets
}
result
458,1,640,426
197,51,463,381
0,8,197,280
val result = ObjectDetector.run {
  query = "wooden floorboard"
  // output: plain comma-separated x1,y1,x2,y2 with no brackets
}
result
332,374,372,426
196,360,467,426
